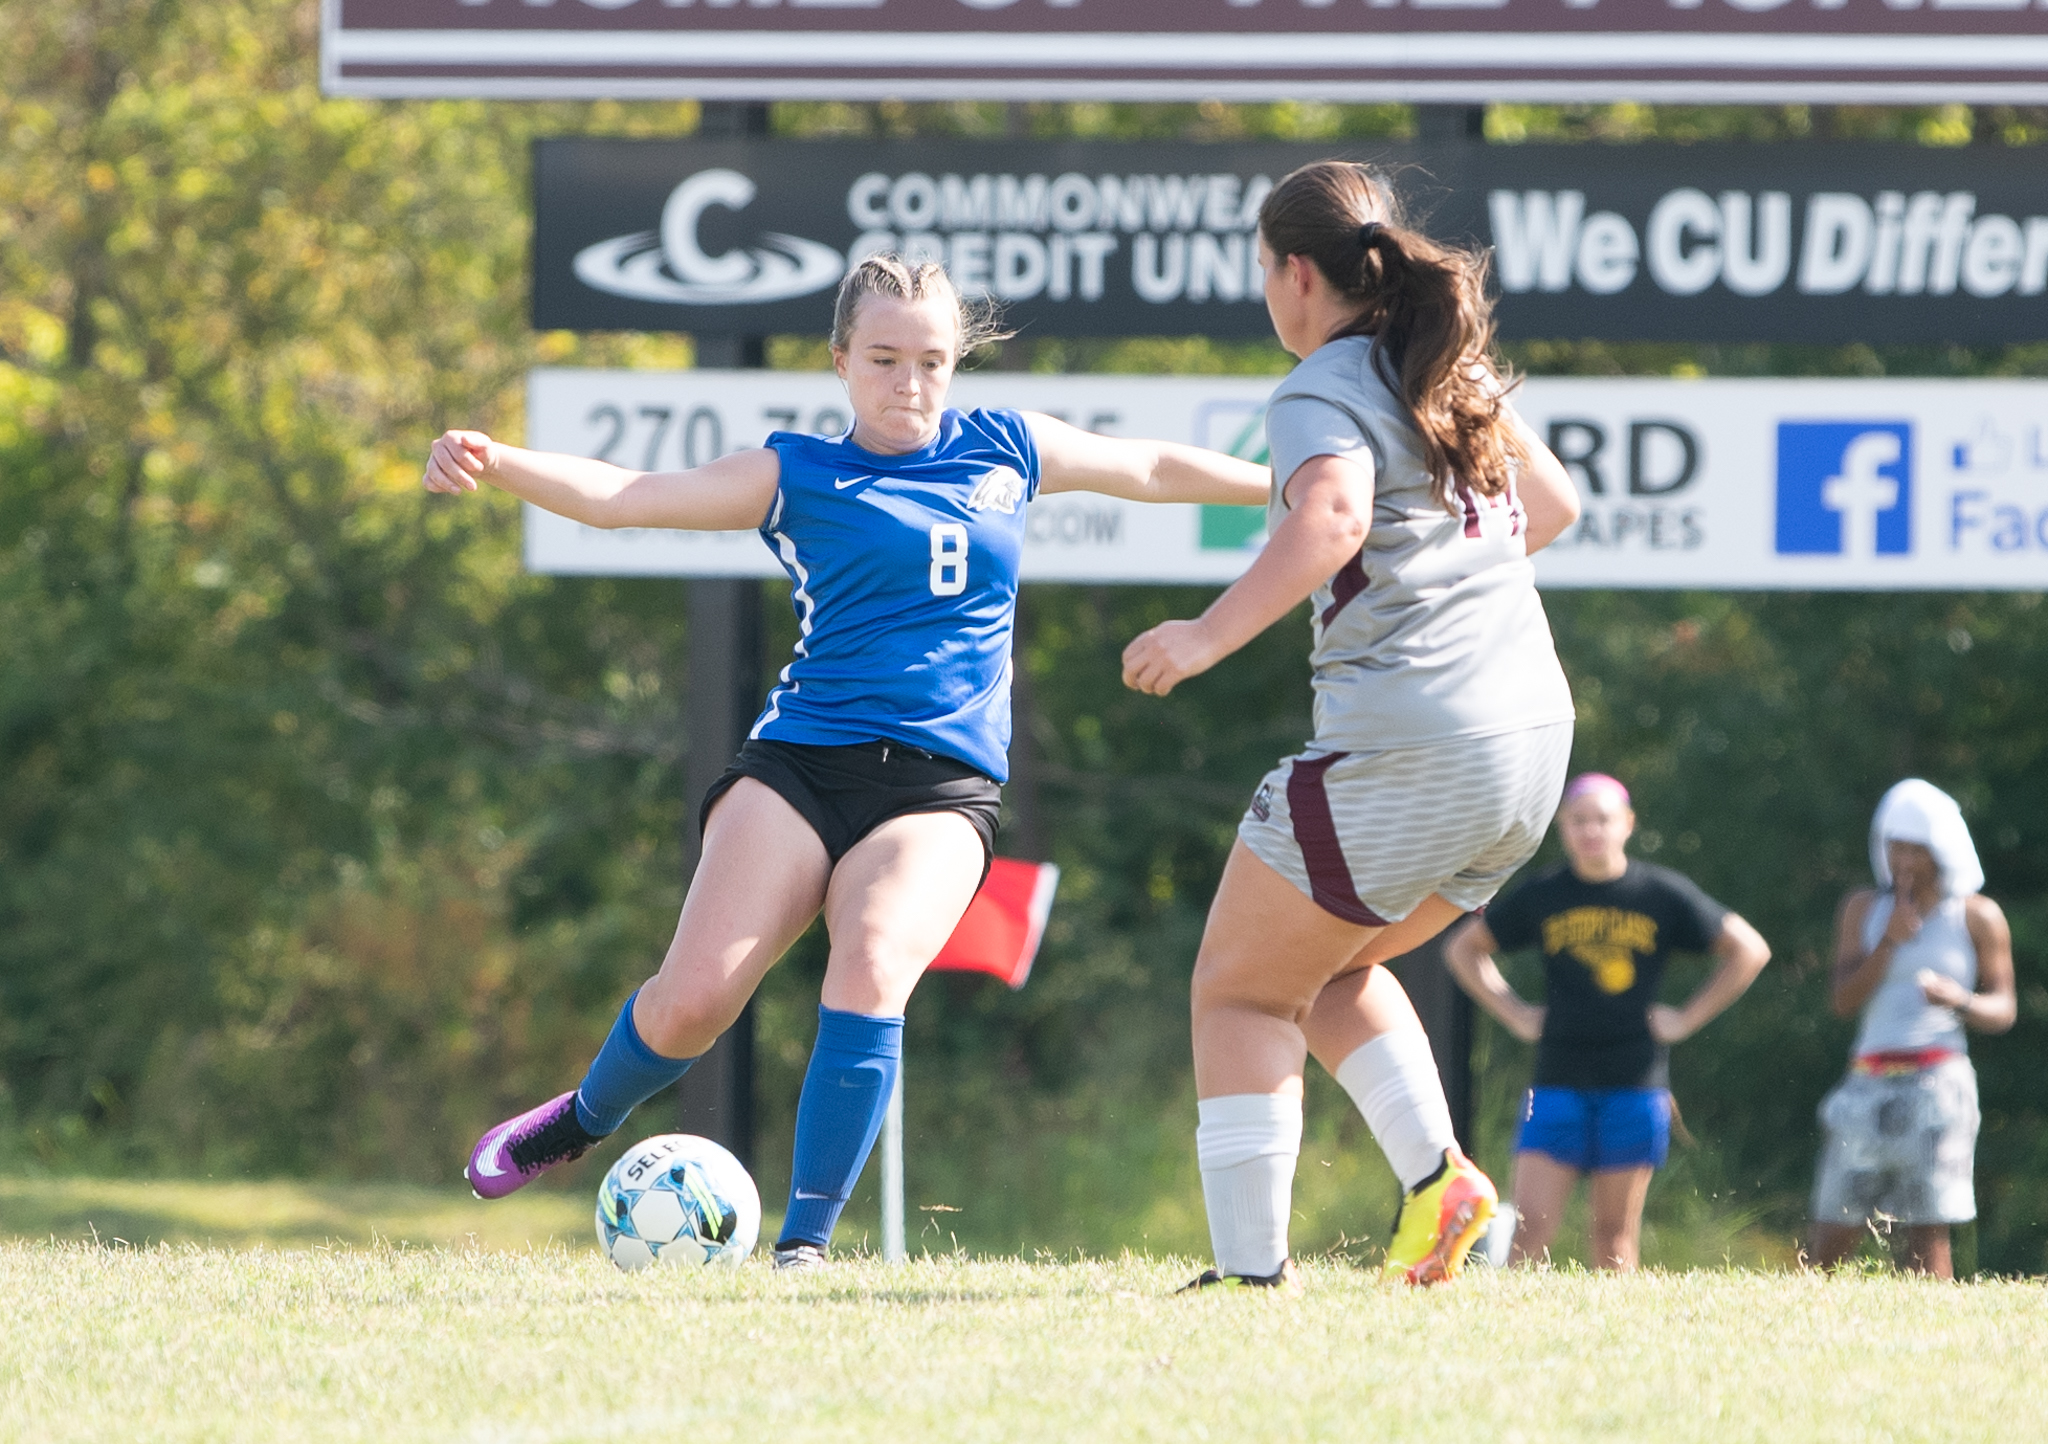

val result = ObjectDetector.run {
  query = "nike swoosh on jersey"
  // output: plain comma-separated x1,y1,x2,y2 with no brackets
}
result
833,476,866,489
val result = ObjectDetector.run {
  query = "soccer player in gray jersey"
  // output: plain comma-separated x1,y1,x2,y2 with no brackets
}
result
1123,161,1583,1289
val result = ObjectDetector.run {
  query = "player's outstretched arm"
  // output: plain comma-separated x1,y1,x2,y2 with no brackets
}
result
1024,412,1270,507
422,430,780,532
1121,453,1371,696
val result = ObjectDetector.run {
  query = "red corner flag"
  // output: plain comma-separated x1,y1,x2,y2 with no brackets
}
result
928,858,1060,991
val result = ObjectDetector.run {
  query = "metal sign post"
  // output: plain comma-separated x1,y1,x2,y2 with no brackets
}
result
672,567,763,1170
879,860,1059,1262
667,108,770,1172
881,1071,907,1264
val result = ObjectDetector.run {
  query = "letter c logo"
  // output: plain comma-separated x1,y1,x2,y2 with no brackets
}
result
661,169,757,287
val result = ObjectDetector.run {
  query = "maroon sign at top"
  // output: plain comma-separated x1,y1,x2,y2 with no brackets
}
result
324,0,2048,104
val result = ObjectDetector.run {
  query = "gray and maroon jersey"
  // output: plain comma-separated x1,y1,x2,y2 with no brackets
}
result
1263,335,1574,751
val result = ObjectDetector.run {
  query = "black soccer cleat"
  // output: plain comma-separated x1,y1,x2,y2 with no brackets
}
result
772,1241,830,1271
1176,1258,1300,1294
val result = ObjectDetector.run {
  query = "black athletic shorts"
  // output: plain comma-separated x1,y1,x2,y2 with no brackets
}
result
700,738,1001,873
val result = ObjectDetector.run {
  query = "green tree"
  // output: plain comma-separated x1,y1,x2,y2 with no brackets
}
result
0,0,699,1174
1,5,2042,1273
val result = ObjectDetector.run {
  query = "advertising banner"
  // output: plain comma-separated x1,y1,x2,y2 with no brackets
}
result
524,368,1271,583
523,368,2048,590
533,138,2048,344
324,0,2048,105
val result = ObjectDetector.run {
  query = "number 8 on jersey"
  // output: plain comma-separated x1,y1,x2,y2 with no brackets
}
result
929,523,969,596
750,408,1040,783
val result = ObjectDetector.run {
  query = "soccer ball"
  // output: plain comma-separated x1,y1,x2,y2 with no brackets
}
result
595,1133,761,1272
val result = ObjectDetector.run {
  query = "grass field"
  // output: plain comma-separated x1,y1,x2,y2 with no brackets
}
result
4,1175,2038,1440
4,1243,2045,1442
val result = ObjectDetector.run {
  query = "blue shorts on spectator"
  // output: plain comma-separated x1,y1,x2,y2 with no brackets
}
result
1517,1086,1671,1172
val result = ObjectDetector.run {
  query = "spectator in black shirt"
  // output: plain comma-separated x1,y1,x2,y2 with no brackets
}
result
1444,773,1770,1269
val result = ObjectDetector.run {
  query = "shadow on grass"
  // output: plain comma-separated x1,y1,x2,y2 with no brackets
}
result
0,1175,593,1251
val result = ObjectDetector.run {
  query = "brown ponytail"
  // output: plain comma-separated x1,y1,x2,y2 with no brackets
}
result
1258,161,1526,506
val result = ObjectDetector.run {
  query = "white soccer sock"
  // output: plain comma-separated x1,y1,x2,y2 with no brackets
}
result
1334,1028,1457,1193
1196,1093,1302,1278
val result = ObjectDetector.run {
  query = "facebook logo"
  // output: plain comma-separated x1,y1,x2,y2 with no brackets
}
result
1775,422,1913,557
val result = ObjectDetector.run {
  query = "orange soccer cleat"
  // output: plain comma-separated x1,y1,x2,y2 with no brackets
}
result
1382,1147,1498,1286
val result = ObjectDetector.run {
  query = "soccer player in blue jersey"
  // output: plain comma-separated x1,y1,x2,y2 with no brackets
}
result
422,255,1269,1266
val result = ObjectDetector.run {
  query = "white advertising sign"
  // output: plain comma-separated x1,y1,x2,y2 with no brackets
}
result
524,369,2048,591
524,368,1271,584
1529,379,2048,590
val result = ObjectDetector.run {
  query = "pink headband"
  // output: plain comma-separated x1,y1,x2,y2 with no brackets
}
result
1563,772,1630,807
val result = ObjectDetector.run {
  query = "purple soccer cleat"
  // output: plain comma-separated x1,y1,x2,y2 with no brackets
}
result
466,1090,601,1200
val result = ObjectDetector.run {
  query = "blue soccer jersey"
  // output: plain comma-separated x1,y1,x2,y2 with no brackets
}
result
751,408,1040,782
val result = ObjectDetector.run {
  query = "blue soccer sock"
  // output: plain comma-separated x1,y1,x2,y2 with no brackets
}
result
778,1006,904,1249
573,989,697,1137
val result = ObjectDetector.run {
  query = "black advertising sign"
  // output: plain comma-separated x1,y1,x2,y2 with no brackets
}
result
532,138,2048,344
325,1,2048,104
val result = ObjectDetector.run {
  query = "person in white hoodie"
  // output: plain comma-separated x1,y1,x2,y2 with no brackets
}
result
1807,780,2015,1278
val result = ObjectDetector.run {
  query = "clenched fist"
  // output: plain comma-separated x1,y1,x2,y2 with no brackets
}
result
423,430,497,495
1122,618,1222,697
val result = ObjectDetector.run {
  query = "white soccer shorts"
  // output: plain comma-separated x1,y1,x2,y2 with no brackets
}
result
1237,721,1573,926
